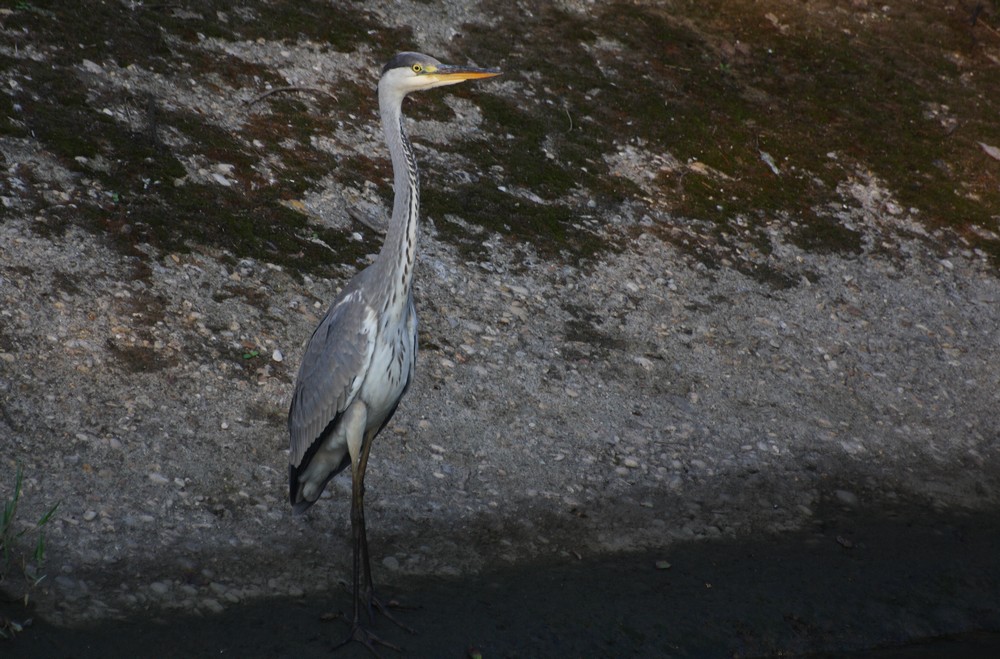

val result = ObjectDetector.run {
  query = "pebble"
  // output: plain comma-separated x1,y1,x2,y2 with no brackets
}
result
835,489,859,507
148,472,170,485
272,348,283,362
201,598,224,614
83,510,97,521
81,59,103,74
150,581,170,595
634,356,654,370
55,575,78,592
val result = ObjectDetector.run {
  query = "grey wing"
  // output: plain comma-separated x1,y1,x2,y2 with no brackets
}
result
287,288,376,470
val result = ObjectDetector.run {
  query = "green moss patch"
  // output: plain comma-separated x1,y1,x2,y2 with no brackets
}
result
1,1,411,277
452,0,1000,268
4,0,998,275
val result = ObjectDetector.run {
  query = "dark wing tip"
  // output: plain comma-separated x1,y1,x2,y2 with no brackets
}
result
292,499,314,515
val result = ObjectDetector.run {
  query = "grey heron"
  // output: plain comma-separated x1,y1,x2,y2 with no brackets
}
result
287,52,501,651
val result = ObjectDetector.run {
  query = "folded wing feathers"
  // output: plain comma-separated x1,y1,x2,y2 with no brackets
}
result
288,290,376,468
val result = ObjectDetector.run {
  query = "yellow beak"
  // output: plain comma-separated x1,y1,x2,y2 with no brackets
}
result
424,64,502,85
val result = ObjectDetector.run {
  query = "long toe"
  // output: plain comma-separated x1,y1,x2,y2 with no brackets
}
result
335,622,403,658
370,594,416,634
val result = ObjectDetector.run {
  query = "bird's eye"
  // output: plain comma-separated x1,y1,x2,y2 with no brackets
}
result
411,63,423,73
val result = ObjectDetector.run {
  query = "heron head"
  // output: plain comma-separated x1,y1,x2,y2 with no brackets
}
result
379,52,501,96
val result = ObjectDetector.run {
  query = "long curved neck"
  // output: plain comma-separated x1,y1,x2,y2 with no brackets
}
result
374,81,420,310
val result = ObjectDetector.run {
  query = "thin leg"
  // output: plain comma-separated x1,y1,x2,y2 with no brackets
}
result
353,442,415,635
356,432,375,620
336,437,402,655
351,451,368,625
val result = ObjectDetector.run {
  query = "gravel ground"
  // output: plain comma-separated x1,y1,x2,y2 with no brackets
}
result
2,1,999,655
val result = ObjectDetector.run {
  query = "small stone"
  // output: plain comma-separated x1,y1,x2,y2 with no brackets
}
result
835,489,859,507
272,349,283,362
83,510,97,521
201,598,224,614
634,356,654,370
81,59,103,74
150,581,170,595
623,457,640,469
382,556,400,571
148,472,169,485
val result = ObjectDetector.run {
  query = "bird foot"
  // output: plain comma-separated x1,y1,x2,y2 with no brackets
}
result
334,620,402,657
369,594,416,634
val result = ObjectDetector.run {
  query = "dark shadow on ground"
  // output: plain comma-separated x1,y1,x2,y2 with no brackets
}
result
4,498,1000,658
